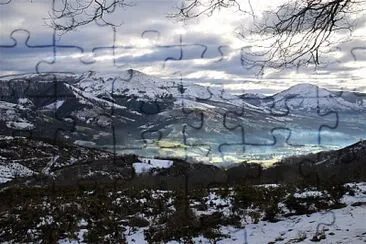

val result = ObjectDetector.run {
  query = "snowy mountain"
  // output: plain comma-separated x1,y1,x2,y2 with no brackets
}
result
76,69,177,100
71,71,366,113
0,71,366,164
270,83,364,113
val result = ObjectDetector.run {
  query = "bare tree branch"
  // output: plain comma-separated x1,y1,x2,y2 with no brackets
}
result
176,0,365,71
47,0,133,33
249,0,359,68
169,0,254,19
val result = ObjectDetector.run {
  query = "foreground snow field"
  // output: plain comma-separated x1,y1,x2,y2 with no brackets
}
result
219,190,366,244
53,183,366,243
122,183,366,244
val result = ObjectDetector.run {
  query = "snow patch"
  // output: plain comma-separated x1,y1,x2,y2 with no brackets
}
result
6,121,35,130
42,100,65,110
74,140,96,147
42,155,59,175
293,190,324,198
0,162,35,183
133,158,173,175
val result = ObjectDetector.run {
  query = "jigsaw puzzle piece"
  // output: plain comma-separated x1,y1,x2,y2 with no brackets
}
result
180,111,212,162
85,28,204,72
32,34,99,73
27,75,79,143
181,84,214,103
134,32,208,72
214,45,229,63
136,94,167,152
61,70,144,157
153,82,212,161
218,125,300,163
179,80,232,161
260,82,346,147
29,1,119,73
222,105,283,145
351,46,366,61
160,35,208,69
218,82,288,116
269,83,355,115
0,29,56,74
85,26,146,69
0,27,90,74
279,86,340,146
97,70,168,156
218,87,315,162
312,211,336,241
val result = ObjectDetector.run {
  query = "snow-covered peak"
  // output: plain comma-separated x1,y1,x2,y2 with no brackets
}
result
75,69,177,100
274,83,333,99
271,83,363,112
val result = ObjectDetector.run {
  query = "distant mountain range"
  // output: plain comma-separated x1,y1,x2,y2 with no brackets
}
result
0,70,365,163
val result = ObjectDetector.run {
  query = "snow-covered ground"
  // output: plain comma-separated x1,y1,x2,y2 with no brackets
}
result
124,183,366,244
1,181,365,243
216,189,366,244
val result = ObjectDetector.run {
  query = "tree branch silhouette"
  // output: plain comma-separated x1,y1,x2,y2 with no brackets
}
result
175,0,364,71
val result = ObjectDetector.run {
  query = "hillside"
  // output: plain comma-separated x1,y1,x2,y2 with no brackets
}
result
0,136,134,184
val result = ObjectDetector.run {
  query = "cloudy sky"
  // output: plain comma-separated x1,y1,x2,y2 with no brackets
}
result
1,0,366,94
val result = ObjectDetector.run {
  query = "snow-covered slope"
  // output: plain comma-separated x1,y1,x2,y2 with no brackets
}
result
0,100,35,130
215,183,366,244
72,70,255,108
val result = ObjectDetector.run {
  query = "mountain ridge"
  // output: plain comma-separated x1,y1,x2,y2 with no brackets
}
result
1,70,365,111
